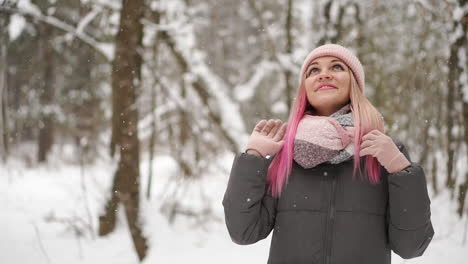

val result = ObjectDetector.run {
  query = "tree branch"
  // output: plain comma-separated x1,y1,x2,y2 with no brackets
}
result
0,5,113,62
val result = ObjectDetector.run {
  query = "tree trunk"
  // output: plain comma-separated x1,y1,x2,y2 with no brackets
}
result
445,45,456,194
431,156,438,196
455,0,468,216
318,0,345,46
146,81,157,199
37,24,54,163
285,0,294,110
0,13,9,161
147,28,161,199
99,0,148,260
446,0,467,198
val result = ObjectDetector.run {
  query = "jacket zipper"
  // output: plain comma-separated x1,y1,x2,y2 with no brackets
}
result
325,175,337,264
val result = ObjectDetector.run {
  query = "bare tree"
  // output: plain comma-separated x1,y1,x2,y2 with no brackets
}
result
452,0,468,217
285,0,294,110
0,8,9,161
446,0,467,198
98,0,148,260
36,22,55,163
317,0,345,46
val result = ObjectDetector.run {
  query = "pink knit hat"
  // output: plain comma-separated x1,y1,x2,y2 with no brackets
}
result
299,44,365,92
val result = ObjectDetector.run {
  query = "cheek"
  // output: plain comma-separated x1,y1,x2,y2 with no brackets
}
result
304,83,318,106
339,76,351,99
304,79,315,98
304,78,315,92
337,74,351,89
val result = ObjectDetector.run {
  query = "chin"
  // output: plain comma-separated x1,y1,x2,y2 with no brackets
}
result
313,97,343,104
311,98,347,108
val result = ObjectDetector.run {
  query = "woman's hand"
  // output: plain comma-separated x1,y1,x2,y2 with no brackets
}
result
245,119,287,157
359,129,411,173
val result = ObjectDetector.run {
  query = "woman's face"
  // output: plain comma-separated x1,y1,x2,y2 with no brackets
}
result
304,56,351,116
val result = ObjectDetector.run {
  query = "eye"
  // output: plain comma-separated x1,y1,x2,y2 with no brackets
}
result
333,64,344,70
307,67,319,76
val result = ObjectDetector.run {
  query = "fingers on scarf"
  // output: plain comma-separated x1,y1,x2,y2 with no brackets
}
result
370,129,384,137
359,146,374,157
362,131,379,141
267,120,282,137
359,138,377,156
273,123,287,142
261,119,276,135
254,120,267,132
360,139,374,149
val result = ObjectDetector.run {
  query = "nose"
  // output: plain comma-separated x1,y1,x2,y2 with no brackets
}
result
318,71,332,81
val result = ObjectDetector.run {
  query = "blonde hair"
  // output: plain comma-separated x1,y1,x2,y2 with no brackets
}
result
348,73,384,183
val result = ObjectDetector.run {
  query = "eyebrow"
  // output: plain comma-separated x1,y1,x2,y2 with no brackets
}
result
309,59,342,66
307,59,345,71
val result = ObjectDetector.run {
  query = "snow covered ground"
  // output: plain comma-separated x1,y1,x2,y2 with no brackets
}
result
1,151,467,264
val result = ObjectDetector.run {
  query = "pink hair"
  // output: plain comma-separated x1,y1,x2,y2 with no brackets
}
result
266,71,384,198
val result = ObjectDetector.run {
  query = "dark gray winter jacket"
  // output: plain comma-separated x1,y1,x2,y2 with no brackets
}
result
222,141,434,264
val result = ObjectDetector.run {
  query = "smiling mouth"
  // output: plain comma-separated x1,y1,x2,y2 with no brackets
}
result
316,85,337,91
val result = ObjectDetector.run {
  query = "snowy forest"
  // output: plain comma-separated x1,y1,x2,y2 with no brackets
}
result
0,0,467,263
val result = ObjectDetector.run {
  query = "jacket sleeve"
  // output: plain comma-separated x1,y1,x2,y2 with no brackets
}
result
386,142,434,259
222,152,277,245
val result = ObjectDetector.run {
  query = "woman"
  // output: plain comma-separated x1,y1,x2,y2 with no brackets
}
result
222,44,434,264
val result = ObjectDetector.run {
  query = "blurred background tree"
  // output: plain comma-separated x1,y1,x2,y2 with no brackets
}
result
0,0,467,259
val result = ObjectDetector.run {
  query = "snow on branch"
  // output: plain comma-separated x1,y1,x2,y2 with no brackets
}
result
0,5,114,62
156,0,303,151
82,0,121,11
76,6,102,36
185,49,248,151
155,6,248,151
234,60,279,102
